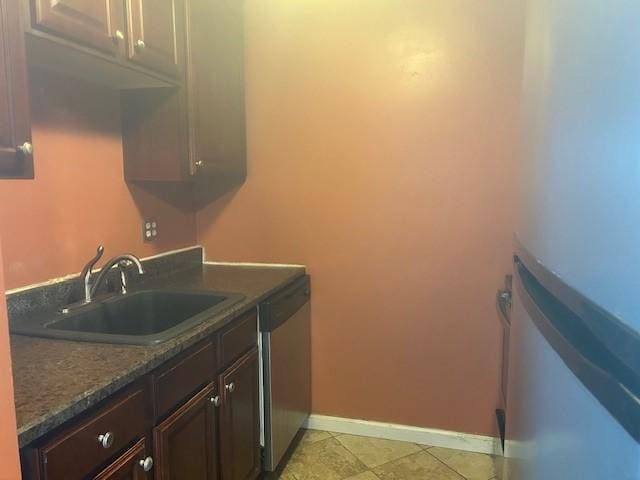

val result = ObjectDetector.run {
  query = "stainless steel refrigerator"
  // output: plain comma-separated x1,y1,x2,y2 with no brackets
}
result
504,0,640,478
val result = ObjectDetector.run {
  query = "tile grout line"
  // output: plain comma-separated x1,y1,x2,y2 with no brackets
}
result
363,470,382,480
427,447,498,480
294,431,495,480
306,432,396,478
289,434,370,480
332,434,390,472
328,436,370,474
423,448,469,480
333,433,432,473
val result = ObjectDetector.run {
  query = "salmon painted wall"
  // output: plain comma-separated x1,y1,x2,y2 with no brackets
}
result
0,240,20,480
0,70,197,290
197,0,524,435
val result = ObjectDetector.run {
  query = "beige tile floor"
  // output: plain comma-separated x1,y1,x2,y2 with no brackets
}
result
280,430,497,480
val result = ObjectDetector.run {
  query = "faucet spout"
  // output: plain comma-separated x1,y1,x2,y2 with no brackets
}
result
62,249,144,314
90,254,145,299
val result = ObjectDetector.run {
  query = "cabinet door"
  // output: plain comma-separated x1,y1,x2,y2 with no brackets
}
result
219,349,260,480
121,0,246,191
0,0,33,178
93,439,150,480
187,0,246,199
153,383,219,480
31,0,123,54
126,0,180,77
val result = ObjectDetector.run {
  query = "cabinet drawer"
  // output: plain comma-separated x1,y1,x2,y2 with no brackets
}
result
39,387,145,479
93,438,149,480
153,340,216,419
218,309,257,369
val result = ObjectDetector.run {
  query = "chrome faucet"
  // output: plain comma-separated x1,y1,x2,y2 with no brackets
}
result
65,246,145,313
90,254,145,299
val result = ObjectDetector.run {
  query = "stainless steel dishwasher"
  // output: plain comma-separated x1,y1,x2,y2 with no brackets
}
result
259,275,311,472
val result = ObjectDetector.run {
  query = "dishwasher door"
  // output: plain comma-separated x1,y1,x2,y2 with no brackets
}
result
260,276,311,471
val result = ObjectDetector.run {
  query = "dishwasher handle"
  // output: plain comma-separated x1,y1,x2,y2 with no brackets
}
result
496,289,512,327
260,276,310,332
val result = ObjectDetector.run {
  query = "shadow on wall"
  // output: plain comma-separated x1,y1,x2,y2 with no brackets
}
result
127,182,196,214
0,69,197,289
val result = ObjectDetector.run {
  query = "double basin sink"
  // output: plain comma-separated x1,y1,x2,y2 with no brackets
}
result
12,289,245,345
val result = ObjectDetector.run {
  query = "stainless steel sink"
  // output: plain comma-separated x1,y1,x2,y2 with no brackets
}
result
12,289,245,345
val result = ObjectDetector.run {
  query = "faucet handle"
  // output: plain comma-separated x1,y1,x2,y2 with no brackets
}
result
81,245,105,278
79,245,105,304
118,258,133,268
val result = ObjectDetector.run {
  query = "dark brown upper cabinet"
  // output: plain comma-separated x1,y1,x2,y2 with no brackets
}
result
126,0,180,78
31,0,123,55
0,0,33,179
23,0,182,88
122,0,246,202
186,0,246,188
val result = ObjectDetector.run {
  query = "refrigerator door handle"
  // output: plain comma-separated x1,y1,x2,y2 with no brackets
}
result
515,257,640,443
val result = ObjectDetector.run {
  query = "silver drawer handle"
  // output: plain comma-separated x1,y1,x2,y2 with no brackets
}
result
210,395,221,407
225,382,235,393
114,29,125,41
136,39,146,49
139,456,154,472
97,432,114,449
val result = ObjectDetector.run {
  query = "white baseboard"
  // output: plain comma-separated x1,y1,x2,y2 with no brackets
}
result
304,414,500,456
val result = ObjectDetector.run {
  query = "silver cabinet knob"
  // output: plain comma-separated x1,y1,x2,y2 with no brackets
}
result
210,395,221,407
225,382,235,393
136,39,146,49
139,456,154,472
18,142,33,156
97,432,114,449
114,29,125,41
195,160,203,168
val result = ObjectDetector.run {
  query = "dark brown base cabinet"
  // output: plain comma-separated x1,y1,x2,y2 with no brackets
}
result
94,439,150,480
21,310,261,480
220,349,261,480
154,383,219,480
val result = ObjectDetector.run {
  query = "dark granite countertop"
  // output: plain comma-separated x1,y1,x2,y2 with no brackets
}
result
10,263,305,447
